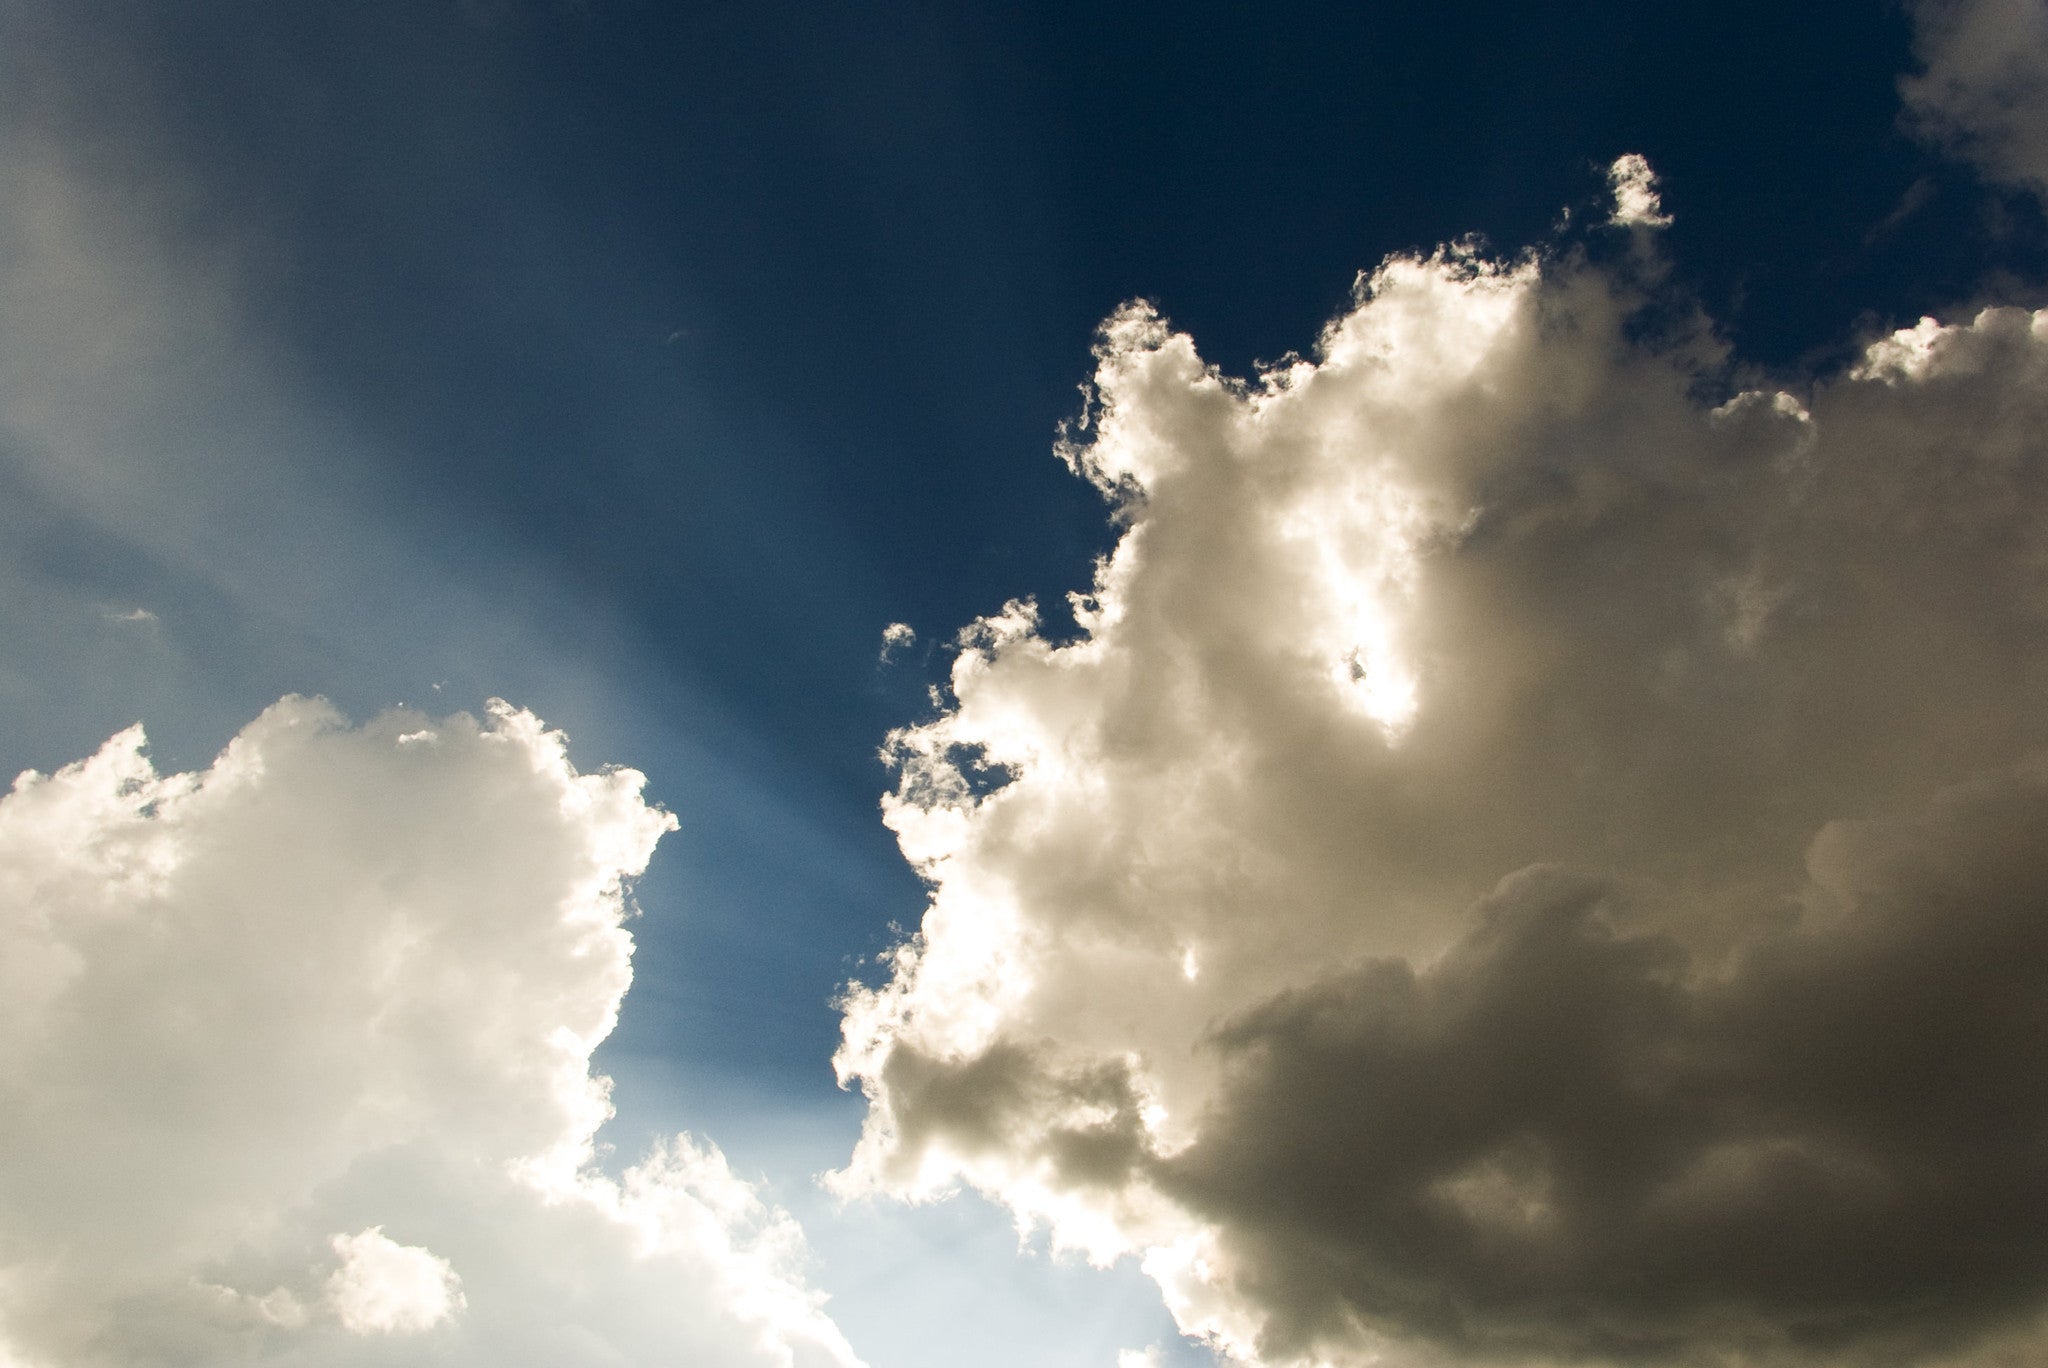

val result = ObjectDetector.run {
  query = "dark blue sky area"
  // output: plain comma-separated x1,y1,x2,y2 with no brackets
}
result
9,0,2045,1124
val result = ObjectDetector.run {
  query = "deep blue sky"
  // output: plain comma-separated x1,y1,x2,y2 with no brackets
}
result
5,2,2045,1360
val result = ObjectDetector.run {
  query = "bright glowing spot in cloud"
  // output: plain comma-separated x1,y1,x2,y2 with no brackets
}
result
0,697,862,1368
838,222,2048,1367
325,1228,464,1336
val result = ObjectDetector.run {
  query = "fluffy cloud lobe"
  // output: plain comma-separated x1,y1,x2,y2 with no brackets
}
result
836,228,2048,1366
0,697,861,1368
324,1228,463,1336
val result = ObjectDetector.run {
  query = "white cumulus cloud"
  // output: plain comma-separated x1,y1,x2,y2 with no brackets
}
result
0,697,862,1368
835,233,2048,1367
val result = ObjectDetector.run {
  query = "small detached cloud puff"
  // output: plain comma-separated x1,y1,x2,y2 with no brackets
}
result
1605,153,1672,228
881,621,918,662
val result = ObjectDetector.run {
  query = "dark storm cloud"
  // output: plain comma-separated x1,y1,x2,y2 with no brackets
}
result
1172,766,2048,1363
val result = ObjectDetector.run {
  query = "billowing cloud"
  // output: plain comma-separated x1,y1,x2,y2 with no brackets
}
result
1902,0,2048,193
0,697,861,1368
834,227,2048,1366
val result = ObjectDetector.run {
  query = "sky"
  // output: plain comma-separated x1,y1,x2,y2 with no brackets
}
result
8,1,2048,1365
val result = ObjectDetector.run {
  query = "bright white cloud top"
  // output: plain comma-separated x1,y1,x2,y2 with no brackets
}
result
0,698,861,1368
835,174,2048,1366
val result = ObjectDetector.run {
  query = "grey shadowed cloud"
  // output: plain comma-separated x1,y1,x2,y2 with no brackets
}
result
1172,774,2048,1365
832,163,2048,1366
1903,0,2048,197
